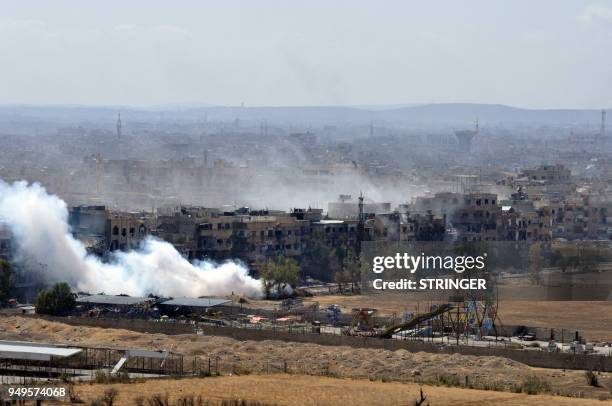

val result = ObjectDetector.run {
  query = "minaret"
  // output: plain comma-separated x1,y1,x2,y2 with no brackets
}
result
116,113,122,159
356,191,365,254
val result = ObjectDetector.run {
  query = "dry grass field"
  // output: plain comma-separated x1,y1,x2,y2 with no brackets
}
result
74,374,612,405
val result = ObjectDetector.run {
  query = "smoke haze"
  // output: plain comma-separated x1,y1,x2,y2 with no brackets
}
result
0,180,263,298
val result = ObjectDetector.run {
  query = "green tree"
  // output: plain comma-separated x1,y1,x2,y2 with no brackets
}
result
342,247,361,293
529,243,542,286
0,259,14,304
35,283,76,316
258,259,276,298
301,237,335,281
277,255,300,291
259,255,301,298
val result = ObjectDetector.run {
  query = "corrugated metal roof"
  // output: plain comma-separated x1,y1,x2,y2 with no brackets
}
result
161,297,231,308
128,349,169,359
76,294,153,306
0,341,82,361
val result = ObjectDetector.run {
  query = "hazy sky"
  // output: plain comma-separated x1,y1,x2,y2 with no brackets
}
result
1,0,611,108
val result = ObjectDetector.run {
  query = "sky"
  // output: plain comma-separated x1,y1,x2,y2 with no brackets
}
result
1,0,611,109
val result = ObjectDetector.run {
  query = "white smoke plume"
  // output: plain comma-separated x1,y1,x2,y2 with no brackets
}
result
0,180,263,298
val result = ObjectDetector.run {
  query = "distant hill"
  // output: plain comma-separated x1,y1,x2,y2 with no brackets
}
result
377,103,602,125
0,103,605,127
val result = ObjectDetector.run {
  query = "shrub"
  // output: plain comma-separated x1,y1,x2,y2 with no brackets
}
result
35,282,76,316
585,370,599,387
89,388,119,406
139,397,276,406
93,370,130,384
521,375,551,395
436,373,461,387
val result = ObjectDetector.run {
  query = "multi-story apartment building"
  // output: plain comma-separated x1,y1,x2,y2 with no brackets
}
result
69,205,150,253
499,188,555,241
414,192,499,241
500,164,576,202
370,212,445,241
154,206,219,259
106,211,150,251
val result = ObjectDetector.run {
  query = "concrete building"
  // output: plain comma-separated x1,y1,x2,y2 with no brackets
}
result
311,219,360,247
107,211,150,251
328,195,391,219
414,192,499,241
501,165,576,202
69,205,150,253
499,188,555,241
154,206,218,259
370,212,445,242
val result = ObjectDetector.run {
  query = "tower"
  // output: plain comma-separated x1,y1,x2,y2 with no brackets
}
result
601,109,607,137
116,113,122,159
95,153,103,195
356,191,366,254
454,118,479,153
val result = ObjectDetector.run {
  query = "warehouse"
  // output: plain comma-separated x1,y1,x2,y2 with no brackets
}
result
76,294,156,317
159,297,231,316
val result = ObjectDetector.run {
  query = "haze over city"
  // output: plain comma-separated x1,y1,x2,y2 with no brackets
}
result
1,0,612,108
1,2,612,404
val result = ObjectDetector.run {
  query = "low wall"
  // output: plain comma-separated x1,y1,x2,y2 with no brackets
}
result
24,315,612,372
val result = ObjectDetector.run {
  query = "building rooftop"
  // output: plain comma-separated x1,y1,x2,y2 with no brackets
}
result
313,220,347,225
160,297,231,308
0,340,82,361
76,294,154,306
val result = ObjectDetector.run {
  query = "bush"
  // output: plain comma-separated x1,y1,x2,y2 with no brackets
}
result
585,370,599,387
520,375,551,395
139,396,276,406
35,282,76,315
93,370,130,384
89,388,119,406
436,373,461,387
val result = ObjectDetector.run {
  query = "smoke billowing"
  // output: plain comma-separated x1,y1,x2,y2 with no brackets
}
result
0,180,263,298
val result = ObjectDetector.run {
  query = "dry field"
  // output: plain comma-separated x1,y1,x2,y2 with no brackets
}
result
1,316,612,400
73,374,612,406
301,294,612,341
